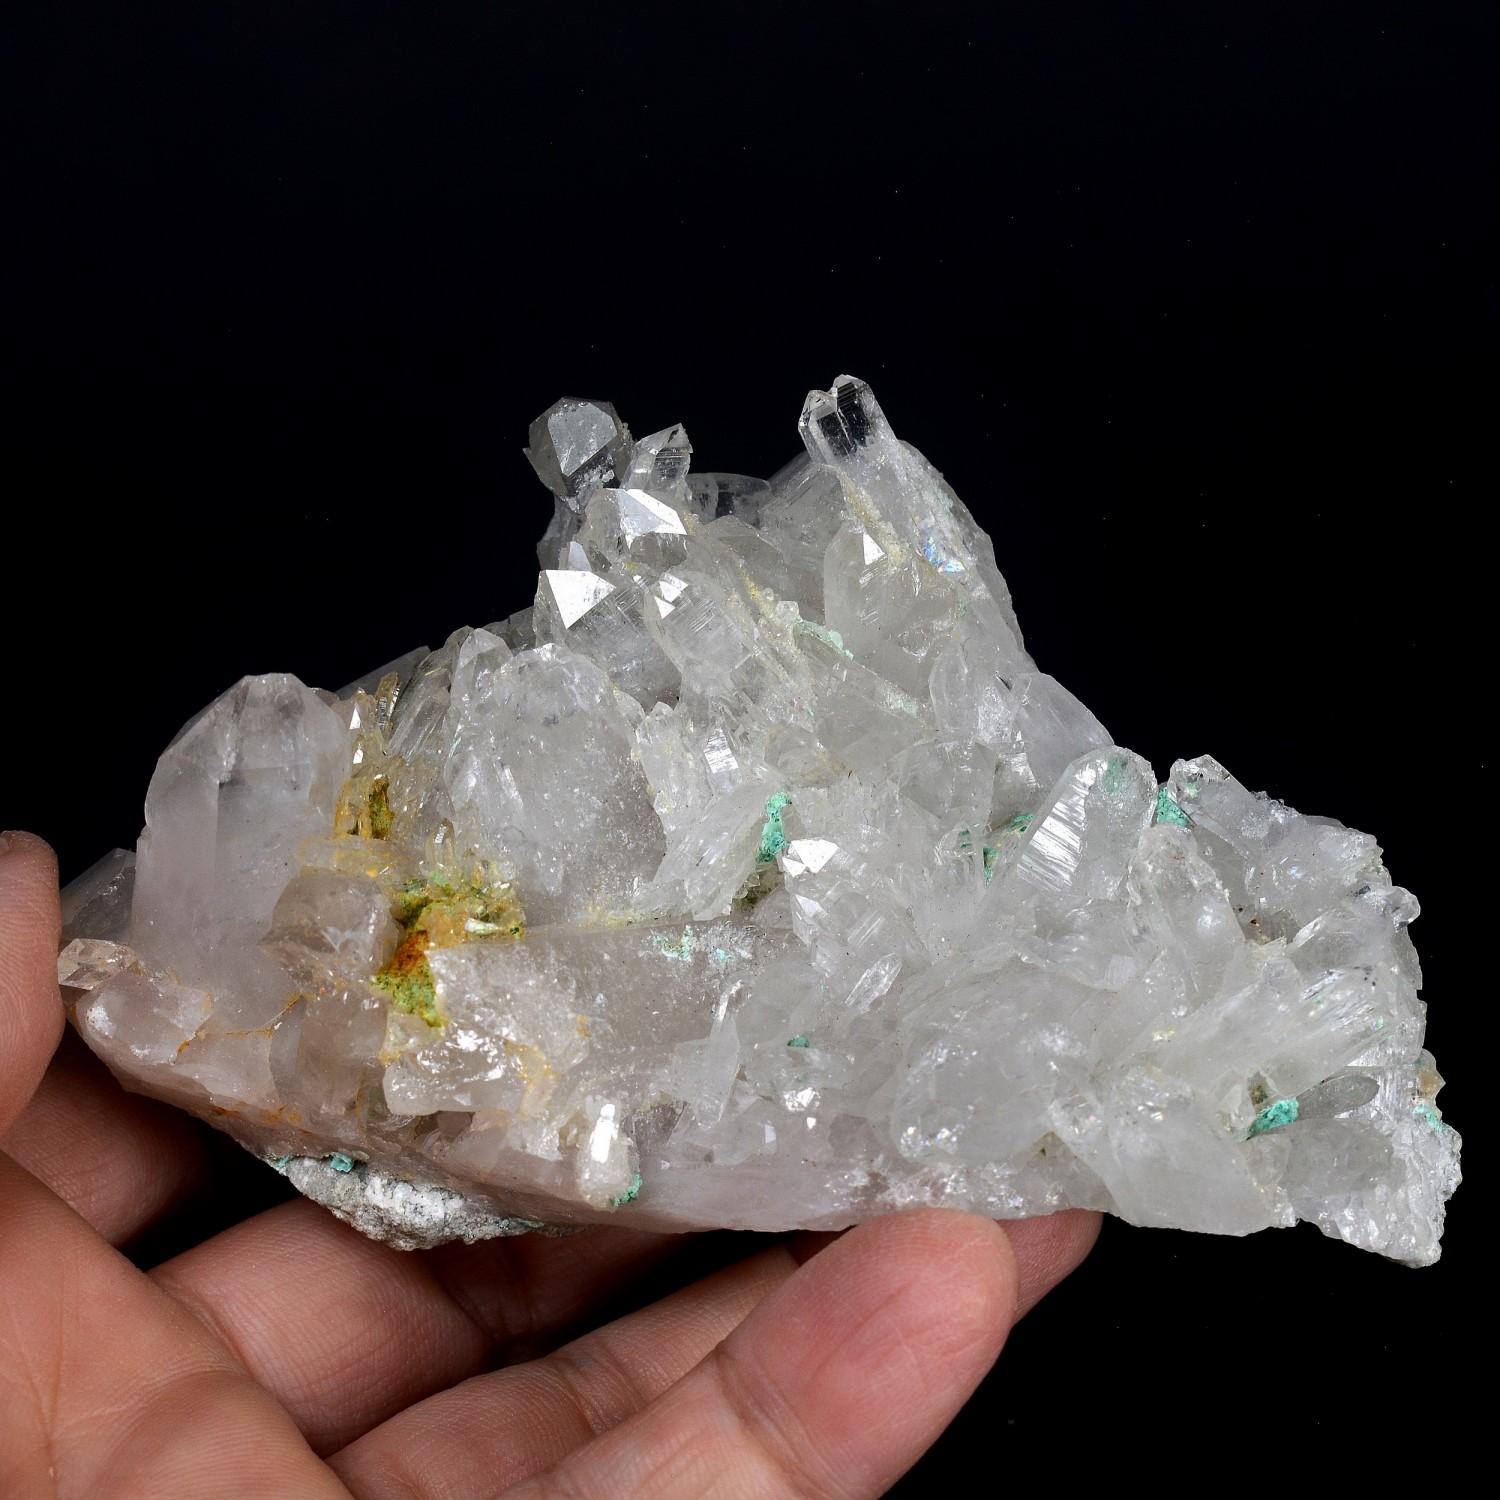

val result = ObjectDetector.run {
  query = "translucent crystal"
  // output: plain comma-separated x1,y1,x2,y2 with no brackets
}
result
62,377,1459,1262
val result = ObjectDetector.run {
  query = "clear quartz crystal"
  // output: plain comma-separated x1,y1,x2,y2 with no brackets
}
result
62,376,1459,1261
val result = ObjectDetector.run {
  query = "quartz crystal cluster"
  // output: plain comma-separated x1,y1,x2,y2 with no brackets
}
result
61,377,1459,1261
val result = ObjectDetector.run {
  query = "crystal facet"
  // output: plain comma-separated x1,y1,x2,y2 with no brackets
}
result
61,377,1459,1262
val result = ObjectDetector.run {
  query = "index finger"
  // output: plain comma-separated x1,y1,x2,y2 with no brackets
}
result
504,1209,1021,1500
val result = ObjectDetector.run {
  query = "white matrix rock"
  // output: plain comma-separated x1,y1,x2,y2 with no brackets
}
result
61,376,1459,1262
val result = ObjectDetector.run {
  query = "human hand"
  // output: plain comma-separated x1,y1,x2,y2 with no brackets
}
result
1,831,1099,1498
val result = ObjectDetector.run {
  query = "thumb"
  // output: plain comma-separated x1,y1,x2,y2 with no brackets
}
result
0,832,63,1134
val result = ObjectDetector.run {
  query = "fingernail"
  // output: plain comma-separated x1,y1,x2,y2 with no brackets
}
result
0,831,13,855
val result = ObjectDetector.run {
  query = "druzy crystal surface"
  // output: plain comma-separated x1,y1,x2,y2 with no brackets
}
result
61,377,1459,1261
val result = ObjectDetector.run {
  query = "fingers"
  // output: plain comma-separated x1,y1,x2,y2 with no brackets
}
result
151,1197,490,1455
149,1198,697,1455
328,1243,798,1498
177,1188,1096,1480
1006,1208,1102,1317
0,884,348,1499
0,1154,349,1498
0,830,63,1134
423,1218,722,1366
499,1209,1018,1500
0,830,215,1247
329,1210,1097,1500
2,1027,213,1246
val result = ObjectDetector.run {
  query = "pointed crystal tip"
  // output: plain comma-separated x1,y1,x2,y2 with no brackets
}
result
799,374,877,462
525,398,632,505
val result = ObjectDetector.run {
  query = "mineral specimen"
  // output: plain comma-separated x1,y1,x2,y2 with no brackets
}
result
60,376,1459,1262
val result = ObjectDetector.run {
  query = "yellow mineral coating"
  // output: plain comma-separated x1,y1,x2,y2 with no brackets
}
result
373,866,525,1028
336,770,396,841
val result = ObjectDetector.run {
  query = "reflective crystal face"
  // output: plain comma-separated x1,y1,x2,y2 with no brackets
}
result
60,376,1460,1261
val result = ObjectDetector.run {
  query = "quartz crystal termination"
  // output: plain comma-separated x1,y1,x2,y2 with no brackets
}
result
61,376,1459,1262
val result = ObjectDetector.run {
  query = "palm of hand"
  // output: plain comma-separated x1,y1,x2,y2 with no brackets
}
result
0,833,1097,1498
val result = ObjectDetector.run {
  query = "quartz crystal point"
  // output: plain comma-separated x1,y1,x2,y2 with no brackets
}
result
61,376,1460,1261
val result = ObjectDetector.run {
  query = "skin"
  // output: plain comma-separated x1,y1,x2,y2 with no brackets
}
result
0,830,1099,1498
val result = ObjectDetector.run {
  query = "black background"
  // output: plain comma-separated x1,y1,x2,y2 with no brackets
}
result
7,2,1487,1482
